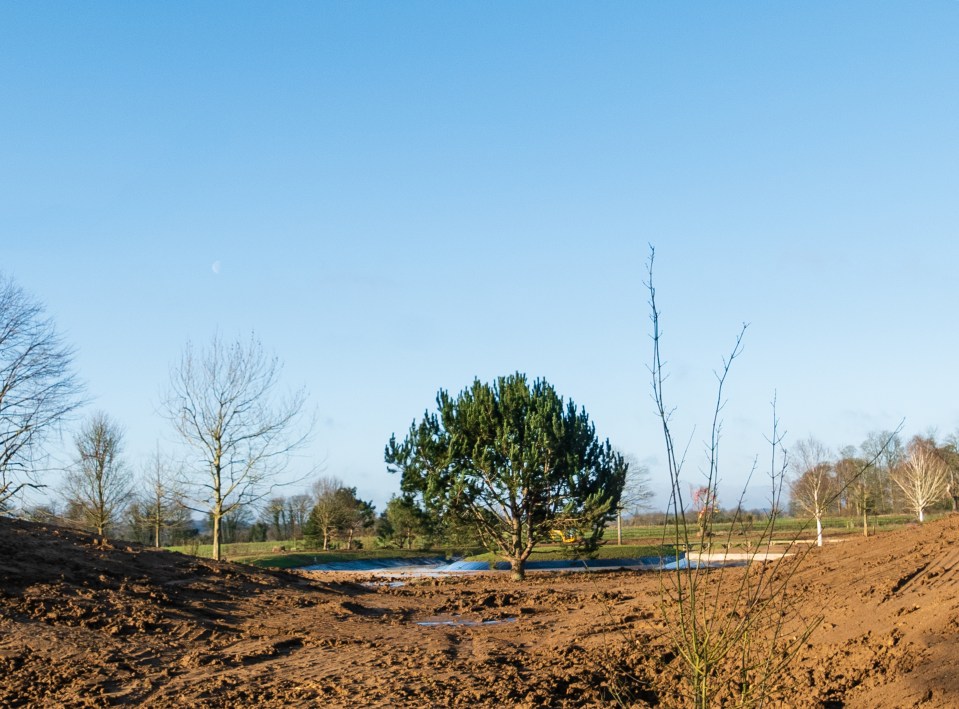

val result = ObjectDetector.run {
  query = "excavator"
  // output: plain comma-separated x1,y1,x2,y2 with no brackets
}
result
549,528,582,544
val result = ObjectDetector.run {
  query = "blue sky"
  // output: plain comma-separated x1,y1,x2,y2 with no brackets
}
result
3,3,958,512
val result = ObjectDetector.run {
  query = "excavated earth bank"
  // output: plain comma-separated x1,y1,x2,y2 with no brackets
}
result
2,516,959,707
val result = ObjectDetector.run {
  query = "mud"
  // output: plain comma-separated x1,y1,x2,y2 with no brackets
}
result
2,516,959,707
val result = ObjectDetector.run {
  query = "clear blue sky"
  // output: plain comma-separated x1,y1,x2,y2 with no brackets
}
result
3,2,958,512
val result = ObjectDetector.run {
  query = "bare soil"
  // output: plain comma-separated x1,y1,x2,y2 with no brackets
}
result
2,515,958,707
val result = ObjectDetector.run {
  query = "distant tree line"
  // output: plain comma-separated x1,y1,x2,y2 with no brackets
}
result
787,430,958,537
3,268,956,563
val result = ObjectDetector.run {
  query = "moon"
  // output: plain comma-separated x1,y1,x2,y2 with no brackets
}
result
212,260,221,275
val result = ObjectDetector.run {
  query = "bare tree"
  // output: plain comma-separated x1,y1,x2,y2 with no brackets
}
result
942,433,959,512
861,430,905,514
789,437,835,546
287,493,312,550
264,496,289,539
164,333,312,561
836,446,872,537
893,441,949,523
0,274,84,508
306,475,348,550
615,453,653,545
136,445,184,547
63,412,131,537
262,492,312,548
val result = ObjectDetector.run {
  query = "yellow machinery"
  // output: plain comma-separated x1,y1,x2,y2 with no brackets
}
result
549,528,582,544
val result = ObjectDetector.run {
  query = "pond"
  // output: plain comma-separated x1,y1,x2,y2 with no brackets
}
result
300,555,681,574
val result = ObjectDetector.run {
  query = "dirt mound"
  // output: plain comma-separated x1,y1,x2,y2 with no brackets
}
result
1,515,958,707
778,516,959,707
0,518,352,707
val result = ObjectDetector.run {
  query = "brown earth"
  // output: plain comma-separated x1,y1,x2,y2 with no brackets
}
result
1,516,958,707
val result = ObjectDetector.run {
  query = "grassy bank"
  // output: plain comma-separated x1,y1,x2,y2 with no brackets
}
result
243,548,450,570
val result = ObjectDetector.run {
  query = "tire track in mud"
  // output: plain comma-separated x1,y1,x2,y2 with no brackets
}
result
888,548,959,598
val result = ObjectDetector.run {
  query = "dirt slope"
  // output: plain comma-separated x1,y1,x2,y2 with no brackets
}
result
1,515,958,707
781,517,959,708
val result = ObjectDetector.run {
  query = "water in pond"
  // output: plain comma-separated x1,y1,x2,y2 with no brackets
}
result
301,555,681,575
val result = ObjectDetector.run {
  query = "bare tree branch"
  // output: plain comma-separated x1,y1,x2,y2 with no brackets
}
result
0,273,84,508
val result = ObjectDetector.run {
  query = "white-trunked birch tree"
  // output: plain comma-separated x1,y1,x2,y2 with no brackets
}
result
893,440,949,523
164,333,312,561
789,437,835,547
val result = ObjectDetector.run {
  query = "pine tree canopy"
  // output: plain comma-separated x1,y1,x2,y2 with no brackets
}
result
385,373,626,580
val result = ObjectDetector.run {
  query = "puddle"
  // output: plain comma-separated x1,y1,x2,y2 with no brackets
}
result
417,617,518,627
361,580,407,588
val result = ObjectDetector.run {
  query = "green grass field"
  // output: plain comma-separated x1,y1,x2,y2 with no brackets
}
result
165,513,947,569
614,512,943,544
164,537,476,568
242,548,449,570
164,539,310,558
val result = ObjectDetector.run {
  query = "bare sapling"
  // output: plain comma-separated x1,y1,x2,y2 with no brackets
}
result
644,247,899,708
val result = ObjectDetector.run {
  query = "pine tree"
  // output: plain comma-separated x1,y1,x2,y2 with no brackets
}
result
386,373,625,580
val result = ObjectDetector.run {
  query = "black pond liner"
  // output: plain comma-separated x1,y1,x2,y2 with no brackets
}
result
300,557,448,572
297,554,731,574
440,555,681,572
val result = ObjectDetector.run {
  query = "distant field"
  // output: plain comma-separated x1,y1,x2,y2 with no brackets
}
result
166,513,947,569
614,512,944,544
166,536,381,560
165,538,474,569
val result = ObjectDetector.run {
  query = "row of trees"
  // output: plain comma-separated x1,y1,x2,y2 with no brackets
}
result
789,431,958,541
39,418,397,551
9,365,432,552
0,271,319,559
33,438,396,552
226,483,437,552
4,266,955,583
3,270,649,576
